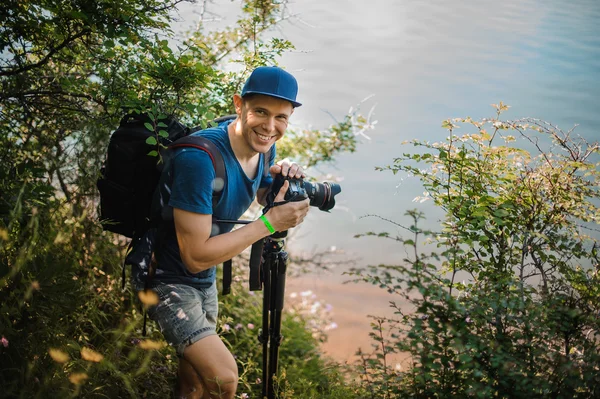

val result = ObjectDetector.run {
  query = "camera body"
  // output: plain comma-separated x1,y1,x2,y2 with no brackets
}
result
269,175,341,212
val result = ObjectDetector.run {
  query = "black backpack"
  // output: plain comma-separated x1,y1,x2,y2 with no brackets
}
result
97,113,230,238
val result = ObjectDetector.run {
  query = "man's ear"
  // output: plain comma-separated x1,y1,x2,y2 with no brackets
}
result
233,94,243,115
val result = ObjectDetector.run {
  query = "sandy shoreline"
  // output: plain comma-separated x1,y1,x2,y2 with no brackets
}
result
285,274,409,367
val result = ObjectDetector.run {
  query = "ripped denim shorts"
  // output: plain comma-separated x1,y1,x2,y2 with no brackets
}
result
144,282,219,356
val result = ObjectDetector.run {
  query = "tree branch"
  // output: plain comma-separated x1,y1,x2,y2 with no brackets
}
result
0,29,91,77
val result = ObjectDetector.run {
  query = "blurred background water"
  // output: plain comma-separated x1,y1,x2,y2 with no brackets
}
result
175,0,600,361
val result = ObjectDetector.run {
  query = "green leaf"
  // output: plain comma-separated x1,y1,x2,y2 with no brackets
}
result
146,137,157,145
157,122,168,128
147,151,159,157
144,122,154,131
158,130,169,138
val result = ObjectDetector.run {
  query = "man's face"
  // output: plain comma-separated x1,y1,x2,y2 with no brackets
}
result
235,94,294,154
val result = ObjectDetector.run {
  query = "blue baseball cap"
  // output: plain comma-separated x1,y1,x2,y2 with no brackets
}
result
241,66,302,108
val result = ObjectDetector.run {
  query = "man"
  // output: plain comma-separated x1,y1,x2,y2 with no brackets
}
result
133,66,310,399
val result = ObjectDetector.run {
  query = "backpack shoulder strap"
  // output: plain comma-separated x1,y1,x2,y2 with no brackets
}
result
168,135,226,208
263,146,274,179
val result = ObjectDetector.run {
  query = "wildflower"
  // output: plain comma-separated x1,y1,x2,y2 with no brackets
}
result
48,348,70,363
300,290,312,297
139,340,166,350
80,347,104,363
138,290,159,306
324,322,338,331
241,394,249,399
256,378,262,384
223,324,231,332
235,323,243,330
31,281,40,290
289,292,297,298
1,336,8,348
69,372,88,385
325,304,333,312
247,323,255,330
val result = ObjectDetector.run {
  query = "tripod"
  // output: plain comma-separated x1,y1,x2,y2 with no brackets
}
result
219,218,290,398
249,230,289,399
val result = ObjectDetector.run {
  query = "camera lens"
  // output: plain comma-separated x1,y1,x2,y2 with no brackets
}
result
303,181,341,211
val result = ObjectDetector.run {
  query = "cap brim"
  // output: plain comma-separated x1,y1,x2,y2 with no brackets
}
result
242,91,302,108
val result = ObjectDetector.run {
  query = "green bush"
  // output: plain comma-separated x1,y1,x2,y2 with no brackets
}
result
351,105,600,398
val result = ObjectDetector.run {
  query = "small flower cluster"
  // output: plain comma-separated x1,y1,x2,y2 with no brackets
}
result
287,290,337,342
221,322,255,333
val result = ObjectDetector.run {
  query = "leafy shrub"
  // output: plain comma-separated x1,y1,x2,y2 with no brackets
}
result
352,104,600,398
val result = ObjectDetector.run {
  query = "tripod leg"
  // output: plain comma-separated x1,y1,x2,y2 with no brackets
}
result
267,251,288,398
260,253,272,399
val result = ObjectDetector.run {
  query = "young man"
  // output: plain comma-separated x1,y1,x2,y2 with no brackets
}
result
133,66,310,399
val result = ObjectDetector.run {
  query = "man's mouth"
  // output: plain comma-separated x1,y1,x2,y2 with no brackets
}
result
255,132,273,142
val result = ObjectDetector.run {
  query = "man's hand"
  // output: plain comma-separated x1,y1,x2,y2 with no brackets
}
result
257,160,305,206
264,179,310,232
270,159,306,180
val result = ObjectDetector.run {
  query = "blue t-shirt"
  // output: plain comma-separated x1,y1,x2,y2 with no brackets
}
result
132,120,275,289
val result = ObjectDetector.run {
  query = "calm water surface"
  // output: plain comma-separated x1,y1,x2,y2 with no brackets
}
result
176,0,600,360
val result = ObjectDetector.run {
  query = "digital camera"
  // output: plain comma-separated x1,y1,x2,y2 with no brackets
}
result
270,175,341,212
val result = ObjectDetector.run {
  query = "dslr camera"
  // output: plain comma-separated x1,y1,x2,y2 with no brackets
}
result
269,175,341,212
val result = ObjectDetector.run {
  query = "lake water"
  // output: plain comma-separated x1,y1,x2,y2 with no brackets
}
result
175,0,600,362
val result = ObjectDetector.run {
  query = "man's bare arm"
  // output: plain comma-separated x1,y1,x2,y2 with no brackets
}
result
175,180,309,274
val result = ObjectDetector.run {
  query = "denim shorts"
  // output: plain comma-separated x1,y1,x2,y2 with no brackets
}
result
145,282,219,356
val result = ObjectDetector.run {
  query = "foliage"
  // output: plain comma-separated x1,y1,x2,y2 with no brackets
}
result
0,0,371,397
351,104,600,398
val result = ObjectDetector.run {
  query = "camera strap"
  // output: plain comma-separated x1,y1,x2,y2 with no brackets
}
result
262,199,290,215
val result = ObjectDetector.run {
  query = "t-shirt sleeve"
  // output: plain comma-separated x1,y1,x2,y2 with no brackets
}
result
169,149,215,214
259,145,276,189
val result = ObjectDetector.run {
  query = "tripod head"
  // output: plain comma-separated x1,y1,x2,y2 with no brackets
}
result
248,229,287,291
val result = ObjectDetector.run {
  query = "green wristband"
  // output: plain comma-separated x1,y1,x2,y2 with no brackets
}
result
260,214,276,234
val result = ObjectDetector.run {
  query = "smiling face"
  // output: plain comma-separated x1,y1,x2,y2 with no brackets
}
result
233,93,294,154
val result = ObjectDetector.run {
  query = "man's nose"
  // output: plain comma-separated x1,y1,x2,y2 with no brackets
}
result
262,117,275,132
